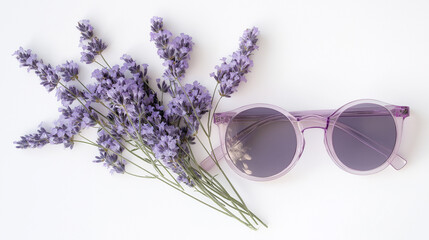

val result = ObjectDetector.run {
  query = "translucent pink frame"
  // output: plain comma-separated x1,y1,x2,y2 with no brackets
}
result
200,99,410,181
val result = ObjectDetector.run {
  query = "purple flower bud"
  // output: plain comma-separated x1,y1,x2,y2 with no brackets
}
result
77,19,94,40
211,27,259,97
56,86,82,106
56,61,79,82
88,37,107,54
13,47,60,92
166,81,212,134
150,17,194,84
156,78,169,93
150,16,164,33
77,20,108,64
14,127,50,149
80,52,95,64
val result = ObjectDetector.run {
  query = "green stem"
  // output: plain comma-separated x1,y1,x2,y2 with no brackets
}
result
208,96,222,135
62,53,265,228
193,133,264,226
125,171,155,179
74,136,244,224
100,53,111,69
206,83,219,132
178,142,258,223
75,77,91,93
94,60,107,69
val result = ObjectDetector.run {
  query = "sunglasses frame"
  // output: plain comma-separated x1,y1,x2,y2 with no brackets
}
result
201,99,410,181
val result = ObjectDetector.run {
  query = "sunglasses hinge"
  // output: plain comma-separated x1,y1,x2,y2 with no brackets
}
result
392,106,410,118
214,113,233,124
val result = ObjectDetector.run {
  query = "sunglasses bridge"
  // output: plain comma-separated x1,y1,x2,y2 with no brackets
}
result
290,110,394,160
293,114,329,132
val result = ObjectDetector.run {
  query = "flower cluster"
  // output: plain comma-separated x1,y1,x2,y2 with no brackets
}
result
88,55,156,174
211,27,259,97
14,17,264,229
13,47,60,92
12,47,84,109
150,17,194,90
14,17,258,183
15,106,98,149
56,61,79,82
77,20,107,64
94,129,126,174
56,86,82,106
167,81,212,134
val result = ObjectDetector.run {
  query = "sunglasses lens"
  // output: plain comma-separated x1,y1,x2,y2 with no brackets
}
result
332,103,396,171
225,107,297,178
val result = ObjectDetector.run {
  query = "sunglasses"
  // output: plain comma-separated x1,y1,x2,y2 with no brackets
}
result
200,99,410,181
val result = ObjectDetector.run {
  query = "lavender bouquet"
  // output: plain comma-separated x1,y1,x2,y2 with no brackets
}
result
14,17,265,229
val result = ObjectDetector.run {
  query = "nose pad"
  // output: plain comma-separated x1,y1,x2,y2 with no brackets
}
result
297,115,329,132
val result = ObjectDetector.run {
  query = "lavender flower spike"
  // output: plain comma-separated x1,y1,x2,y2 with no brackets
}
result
77,19,107,64
14,127,50,149
150,16,194,84
210,27,259,97
14,17,267,229
15,106,98,149
167,81,212,133
77,19,94,40
56,61,79,82
13,47,60,92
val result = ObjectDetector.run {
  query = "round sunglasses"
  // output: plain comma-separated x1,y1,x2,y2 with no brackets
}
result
200,99,410,181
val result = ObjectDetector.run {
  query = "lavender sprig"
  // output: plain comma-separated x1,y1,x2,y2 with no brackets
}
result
150,16,194,89
13,47,60,92
211,27,259,97
14,17,265,230
56,61,79,82
15,106,98,149
77,19,107,64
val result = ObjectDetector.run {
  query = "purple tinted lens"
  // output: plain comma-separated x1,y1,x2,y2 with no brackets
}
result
225,107,297,178
332,103,396,171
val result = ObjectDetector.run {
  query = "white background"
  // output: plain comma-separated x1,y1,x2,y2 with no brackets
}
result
1,0,428,239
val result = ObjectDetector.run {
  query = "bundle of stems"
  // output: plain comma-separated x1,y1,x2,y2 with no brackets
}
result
14,17,265,229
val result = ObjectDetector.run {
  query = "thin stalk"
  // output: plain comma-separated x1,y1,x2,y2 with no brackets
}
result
176,142,257,224
180,142,230,197
75,77,91,93
72,139,98,147
58,82,90,113
69,54,263,229
179,161,255,228
74,136,248,226
205,135,266,227
100,53,111,69
208,96,222,135
193,133,263,226
132,139,183,190
125,171,155,179
94,60,107,69
206,83,219,132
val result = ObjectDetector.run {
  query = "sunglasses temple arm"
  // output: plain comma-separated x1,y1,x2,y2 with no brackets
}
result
200,145,225,171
